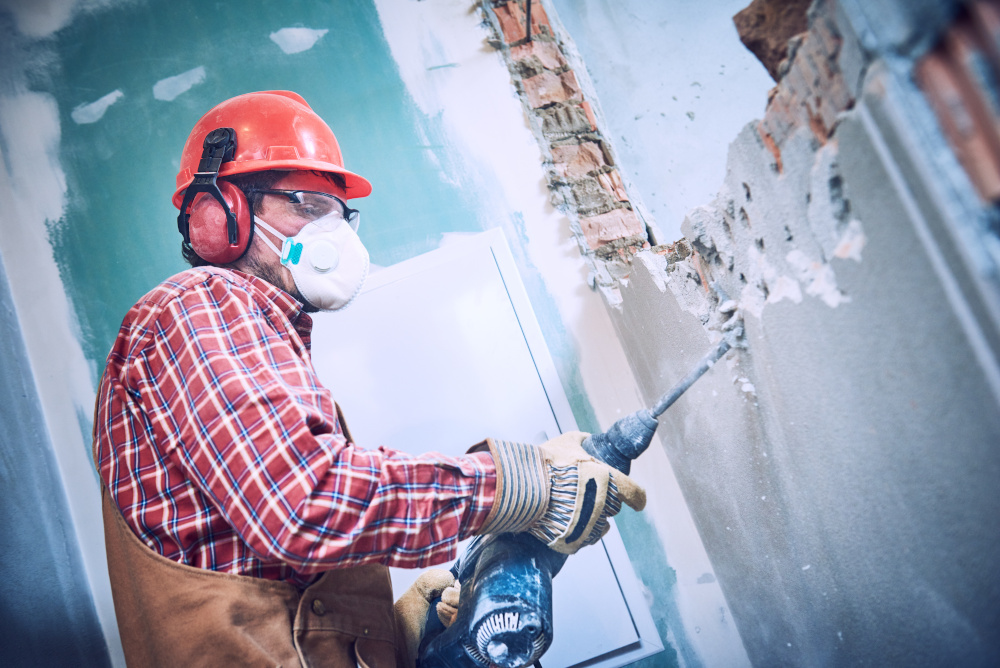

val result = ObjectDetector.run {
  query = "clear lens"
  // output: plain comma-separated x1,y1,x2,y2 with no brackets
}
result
286,192,345,222
256,189,360,232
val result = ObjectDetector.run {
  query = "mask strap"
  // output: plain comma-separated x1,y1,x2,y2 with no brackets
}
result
253,216,286,258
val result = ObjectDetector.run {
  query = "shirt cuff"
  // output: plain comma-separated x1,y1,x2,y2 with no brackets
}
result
459,450,498,537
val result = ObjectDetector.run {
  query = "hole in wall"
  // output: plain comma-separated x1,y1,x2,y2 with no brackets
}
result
742,182,752,202
784,225,794,241
756,237,765,251
722,216,733,238
739,272,747,284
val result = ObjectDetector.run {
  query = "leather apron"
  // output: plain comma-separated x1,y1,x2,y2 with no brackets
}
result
97,405,405,667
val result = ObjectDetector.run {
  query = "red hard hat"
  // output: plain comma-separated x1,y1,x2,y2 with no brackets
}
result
172,91,372,208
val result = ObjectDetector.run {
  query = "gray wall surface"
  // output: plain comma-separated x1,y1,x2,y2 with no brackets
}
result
600,0,1000,665
0,252,110,666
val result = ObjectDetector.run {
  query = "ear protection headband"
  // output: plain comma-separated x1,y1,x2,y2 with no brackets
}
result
176,127,253,264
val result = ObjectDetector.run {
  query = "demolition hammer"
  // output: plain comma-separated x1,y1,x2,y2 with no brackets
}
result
418,321,743,668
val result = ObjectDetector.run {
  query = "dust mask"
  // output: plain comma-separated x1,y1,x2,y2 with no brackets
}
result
254,213,370,311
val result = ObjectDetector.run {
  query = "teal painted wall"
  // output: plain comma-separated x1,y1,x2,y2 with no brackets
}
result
41,0,601,438
51,0,488,370
48,0,490,373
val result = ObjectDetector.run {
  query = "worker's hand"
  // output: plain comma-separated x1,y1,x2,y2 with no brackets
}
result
437,580,460,627
472,432,646,554
393,568,455,668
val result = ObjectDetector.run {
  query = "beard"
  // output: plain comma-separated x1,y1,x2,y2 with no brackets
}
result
237,244,319,313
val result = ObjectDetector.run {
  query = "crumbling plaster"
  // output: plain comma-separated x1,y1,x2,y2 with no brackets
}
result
605,0,1000,664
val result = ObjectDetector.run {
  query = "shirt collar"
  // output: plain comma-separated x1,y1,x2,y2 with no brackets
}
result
232,270,314,344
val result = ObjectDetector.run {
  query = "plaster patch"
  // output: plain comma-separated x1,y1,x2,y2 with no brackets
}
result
70,89,123,124
0,90,67,219
740,244,801,318
2,0,77,37
786,249,850,307
269,27,328,54
833,219,867,262
0,87,116,662
152,66,205,102
767,275,803,305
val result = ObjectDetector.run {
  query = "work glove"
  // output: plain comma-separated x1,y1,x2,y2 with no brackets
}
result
393,569,456,668
471,432,646,554
437,580,461,627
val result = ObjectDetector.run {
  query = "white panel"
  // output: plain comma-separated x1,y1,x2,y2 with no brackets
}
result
310,229,661,666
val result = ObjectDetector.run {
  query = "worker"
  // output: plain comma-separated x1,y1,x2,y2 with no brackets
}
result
92,90,646,667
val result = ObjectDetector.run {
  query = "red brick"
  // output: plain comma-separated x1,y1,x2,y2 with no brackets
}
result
494,1,527,43
511,40,566,70
551,141,606,179
581,100,598,131
579,208,644,250
529,1,551,34
493,1,550,44
598,169,628,201
523,70,582,108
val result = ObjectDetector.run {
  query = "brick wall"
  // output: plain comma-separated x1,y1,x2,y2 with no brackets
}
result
481,0,650,300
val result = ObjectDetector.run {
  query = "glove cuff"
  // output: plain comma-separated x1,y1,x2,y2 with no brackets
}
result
529,467,621,553
471,438,548,535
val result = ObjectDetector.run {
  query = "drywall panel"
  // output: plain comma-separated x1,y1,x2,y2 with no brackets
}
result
0,253,110,666
310,228,662,667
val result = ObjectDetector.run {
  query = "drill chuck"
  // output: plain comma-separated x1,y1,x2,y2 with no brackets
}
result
581,408,658,475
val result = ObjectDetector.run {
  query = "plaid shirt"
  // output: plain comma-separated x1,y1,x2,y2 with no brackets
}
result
94,267,496,587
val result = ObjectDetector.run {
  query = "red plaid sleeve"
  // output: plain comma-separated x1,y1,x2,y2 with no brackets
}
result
97,269,496,580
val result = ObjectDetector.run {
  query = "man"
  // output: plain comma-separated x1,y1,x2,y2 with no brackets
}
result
93,90,645,667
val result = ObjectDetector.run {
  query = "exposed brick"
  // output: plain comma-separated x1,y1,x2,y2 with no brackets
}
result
918,46,1000,200
539,103,593,137
580,100,598,131
493,1,550,45
528,1,551,34
732,0,810,81
514,56,546,79
571,177,616,214
597,169,628,202
494,1,528,44
523,70,582,108
579,208,644,250
550,141,607,179
511,39,566,70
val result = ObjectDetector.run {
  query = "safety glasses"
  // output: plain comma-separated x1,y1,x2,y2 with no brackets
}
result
250,189,360,231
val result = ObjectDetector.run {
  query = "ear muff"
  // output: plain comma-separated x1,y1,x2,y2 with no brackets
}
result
177,126,254,264
186,180,254,264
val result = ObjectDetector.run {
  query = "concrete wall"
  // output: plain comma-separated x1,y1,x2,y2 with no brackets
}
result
597,0,1000,664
